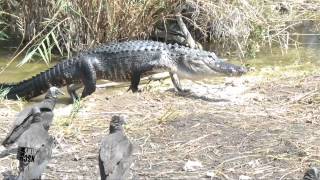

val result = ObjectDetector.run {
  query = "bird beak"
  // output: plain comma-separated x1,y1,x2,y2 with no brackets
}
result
123,118,128,125
119,115,128,125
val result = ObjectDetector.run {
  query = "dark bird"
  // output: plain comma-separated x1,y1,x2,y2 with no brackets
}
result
99,115,133,180
303,167,320,180
0,87,62,180
2,86,64,146
17,133,55,180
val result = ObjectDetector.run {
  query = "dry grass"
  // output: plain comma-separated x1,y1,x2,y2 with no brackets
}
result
3,0,176,53
0,72,319,179
176,0,320,56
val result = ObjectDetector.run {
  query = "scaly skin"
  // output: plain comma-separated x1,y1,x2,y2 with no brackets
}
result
0,40,247,100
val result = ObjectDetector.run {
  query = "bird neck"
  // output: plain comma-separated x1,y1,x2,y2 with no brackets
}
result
32,114,42,122
45,92,58,100
42,97,57,109
109,125,123,134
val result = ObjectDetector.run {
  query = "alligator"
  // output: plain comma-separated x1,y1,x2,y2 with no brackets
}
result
0,40,247,101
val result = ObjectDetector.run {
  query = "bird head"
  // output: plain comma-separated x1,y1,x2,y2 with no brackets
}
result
45,87,65,99
109,115,127,133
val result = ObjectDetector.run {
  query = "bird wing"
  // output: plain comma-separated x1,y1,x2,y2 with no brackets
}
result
2,100,53,146
100,132,133,179
99,136,114,176
303,167,320,180
18,136,54,180
99,133,130,175
108,137,133,179
17,123,50,148
14,101,52,127
116,136,133,160
13,106,34,126
2,107,39,146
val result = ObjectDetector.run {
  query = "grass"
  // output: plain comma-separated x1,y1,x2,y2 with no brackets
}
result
157,107,180,124
0,0,175,67
70,98,83,119
0,9,9,41
0,87,10,102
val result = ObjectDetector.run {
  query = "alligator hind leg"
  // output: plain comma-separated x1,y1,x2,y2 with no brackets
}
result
67,84,82,102
170,72,190,93
128,72,141,93
79,57,98,98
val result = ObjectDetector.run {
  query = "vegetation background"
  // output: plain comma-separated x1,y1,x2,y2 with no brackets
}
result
0,0,319,68
0,1,320,179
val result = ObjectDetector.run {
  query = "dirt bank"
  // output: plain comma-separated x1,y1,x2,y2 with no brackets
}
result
0,73,319,179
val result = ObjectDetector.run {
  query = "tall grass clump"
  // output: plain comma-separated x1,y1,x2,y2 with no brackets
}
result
0,87,10,102
0,0,9,41
174,0,320,57
70,98,83,119
1,0,177,66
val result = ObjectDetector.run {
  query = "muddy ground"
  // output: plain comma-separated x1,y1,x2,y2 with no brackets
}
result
0,73,319,180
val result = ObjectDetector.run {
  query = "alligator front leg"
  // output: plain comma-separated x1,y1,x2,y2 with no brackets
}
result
170,72,190,92
67,84,82,102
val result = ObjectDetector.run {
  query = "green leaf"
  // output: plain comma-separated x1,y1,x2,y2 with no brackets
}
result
38,43,49,65
0,33,8,40
18,48,38,67
42,41,50,63
51,32,63,55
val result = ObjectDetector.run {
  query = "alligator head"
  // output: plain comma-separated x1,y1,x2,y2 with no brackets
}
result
173,49,247,79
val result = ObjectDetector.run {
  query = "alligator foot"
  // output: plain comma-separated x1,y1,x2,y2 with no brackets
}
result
182,88,191,93
129,72,141,93
170,72,190,93
127,86,142,93
176,88,191,95
67,84,82,102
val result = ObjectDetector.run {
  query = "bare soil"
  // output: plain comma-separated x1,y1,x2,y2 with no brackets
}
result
0,74,319,180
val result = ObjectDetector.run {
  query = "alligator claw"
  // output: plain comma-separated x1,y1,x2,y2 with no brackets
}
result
127,87,141,93
177,88,191,95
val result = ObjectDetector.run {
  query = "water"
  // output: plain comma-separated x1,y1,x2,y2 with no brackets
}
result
0,60,51,83
0,48,319,83
245,47,320,70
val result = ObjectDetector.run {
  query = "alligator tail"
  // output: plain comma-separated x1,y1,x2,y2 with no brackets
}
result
0,59,78,100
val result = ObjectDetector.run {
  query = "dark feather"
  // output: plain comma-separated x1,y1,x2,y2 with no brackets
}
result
99,115,133,180
2,87,62,146
303,167,320,180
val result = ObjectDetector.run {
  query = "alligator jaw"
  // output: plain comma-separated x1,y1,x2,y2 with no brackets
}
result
209,60,247,76
174,54,247,80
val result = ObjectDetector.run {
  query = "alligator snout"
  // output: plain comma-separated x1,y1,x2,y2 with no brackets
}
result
212,61,247,76
231,65,247,76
